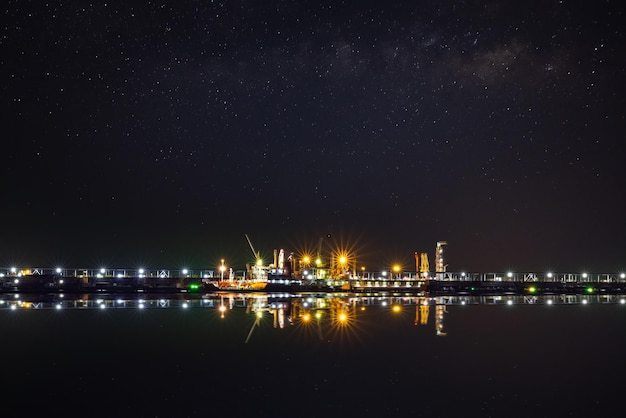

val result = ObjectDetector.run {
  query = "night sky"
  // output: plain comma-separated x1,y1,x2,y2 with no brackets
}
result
2,1,625,273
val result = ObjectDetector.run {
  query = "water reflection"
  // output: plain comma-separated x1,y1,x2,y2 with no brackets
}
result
2,292,625,341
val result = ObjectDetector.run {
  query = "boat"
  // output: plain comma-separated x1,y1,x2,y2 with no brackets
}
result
213,279,268,291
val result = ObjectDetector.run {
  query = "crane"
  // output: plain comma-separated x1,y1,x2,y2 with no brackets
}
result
245,234,261,263
245,234,267,280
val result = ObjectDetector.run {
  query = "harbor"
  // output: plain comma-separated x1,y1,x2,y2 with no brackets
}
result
3,241,624,295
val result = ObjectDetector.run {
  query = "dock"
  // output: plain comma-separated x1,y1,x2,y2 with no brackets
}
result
1,268,625,295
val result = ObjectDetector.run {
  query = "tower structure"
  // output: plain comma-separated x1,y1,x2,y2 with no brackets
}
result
420,253,429,277
435,241,448,274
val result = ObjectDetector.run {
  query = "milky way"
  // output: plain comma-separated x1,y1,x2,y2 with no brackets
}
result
2,1,625,272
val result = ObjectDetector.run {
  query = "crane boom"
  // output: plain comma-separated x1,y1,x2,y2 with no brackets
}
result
245,234,260,260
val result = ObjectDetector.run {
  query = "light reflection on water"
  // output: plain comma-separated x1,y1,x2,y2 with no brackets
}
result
2,292,626,416
2,292,625,309
2,292,625,339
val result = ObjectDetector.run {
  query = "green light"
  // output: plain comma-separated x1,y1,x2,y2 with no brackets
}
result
189,283,199,290
528,286,536,293
586,287,594,293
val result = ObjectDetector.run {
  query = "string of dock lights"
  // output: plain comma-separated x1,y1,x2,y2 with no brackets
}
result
3,266,626,279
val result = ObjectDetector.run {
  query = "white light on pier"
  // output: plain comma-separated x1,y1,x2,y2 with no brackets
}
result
547,272,553,278
55,268,62,274
507,272,513,278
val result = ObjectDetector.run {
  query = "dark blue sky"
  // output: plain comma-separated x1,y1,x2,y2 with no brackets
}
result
2,1,625,273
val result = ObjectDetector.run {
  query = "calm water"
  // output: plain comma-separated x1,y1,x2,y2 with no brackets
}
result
2,293,625,417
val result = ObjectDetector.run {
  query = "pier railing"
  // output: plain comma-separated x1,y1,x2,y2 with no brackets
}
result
2,268,625,285
0,267,217,280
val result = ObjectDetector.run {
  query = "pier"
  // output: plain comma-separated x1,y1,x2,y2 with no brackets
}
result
1,267,626,295
350,271,626,294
